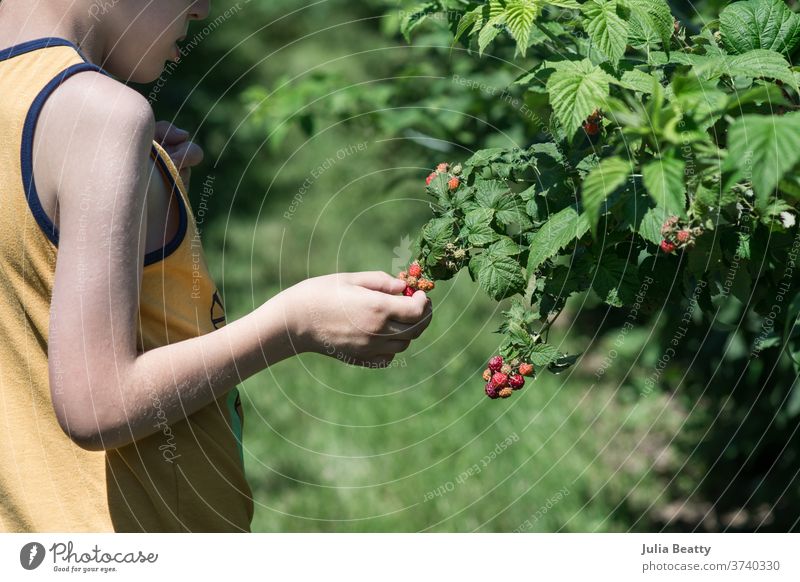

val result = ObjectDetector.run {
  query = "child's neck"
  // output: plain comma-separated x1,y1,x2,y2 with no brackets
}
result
0,0,106,65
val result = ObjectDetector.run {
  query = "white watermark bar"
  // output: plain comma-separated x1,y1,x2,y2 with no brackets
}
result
0,533,798,579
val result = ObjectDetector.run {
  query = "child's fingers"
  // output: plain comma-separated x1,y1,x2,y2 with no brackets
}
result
165,141,204,170
154,120,189,145
347,271,407,295
386,290,431,324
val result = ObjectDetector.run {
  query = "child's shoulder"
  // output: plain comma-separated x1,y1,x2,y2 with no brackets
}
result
34,71,157,221
42,70,155,136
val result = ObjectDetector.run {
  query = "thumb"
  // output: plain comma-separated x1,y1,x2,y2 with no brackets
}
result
348,271,407,295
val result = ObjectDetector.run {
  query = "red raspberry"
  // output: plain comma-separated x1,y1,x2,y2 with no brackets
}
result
676,229,691,243
509,374,525,389
518,363,534,376
448,177,460,190
498,387,513,398
482,368,492,382
436,162,449,173
582,121,600,136
408,262,422,278
491,372,508,388
485,383,500,399
403,286,415,297
660,240,676,254
425,172,437,186
488,355,503,372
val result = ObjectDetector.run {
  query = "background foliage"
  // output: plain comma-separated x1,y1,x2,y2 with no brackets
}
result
149,0,799,531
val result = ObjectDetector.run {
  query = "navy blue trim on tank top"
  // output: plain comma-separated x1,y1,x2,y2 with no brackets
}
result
143,151,188,266
3,36,188,265
20,62,107,246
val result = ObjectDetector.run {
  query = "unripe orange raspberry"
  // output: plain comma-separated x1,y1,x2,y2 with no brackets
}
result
518,363,534,376
398,271,407,281
482,368,492,382
436,162,449,173
406,275,418,288
498,387,513,398
448,177,460,190
500,364,512,375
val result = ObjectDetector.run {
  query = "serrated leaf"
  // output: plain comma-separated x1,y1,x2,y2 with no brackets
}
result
477,254,527,300
478,14,506,56
475,179,511,208
528,343,558,367
615,69,659,93
488,236,522,256
592,255,639,307
637,205,670,245
725,49,797,90
464,208,499,246
400,3,440,43
621,0,673,52
724,112,800,209
454,7,482,44
582,0,628,65
546,59,613,136
581,156,632,236
642,157,686,216
720,0,800,56
504,0,544,57
526,206,590,276
421,216,455,260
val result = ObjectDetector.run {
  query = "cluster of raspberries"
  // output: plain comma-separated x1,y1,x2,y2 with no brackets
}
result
582,109,603,136
659,215,702,254
482,355,534,400
398,261,435,296
425,162,462,191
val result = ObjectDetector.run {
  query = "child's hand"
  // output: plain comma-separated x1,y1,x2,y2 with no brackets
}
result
154,120,204,187
277,271,433,367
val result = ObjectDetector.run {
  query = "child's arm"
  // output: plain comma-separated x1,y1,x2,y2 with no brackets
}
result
38,73,431,451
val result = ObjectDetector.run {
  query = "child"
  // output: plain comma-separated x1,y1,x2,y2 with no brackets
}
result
0,0,432,532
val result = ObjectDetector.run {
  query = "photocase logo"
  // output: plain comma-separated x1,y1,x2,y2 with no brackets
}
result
19,542,45,570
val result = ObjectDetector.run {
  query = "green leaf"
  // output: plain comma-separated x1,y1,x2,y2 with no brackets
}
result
726,49,797,89
464,208,499,246
621,0,673,52
505,0,544,57
421,217,454,262
546,59,613,136
477,254,527,300
526,206,590,276
724,112,800,208
615,69,659,94
528,343,558,367
720,0,800,56
478,14,506,56
475,179,511,208
400,2,440,43
581,156,632,236
488,236,522,256
582,0,628,65
454,7,482,44
642,157,686,215
638,205,672,245
592,255,639,307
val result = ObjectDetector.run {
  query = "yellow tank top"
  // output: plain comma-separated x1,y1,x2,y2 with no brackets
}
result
0,38,253,532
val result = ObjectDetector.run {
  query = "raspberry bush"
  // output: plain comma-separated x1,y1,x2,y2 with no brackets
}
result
399,0,800,397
